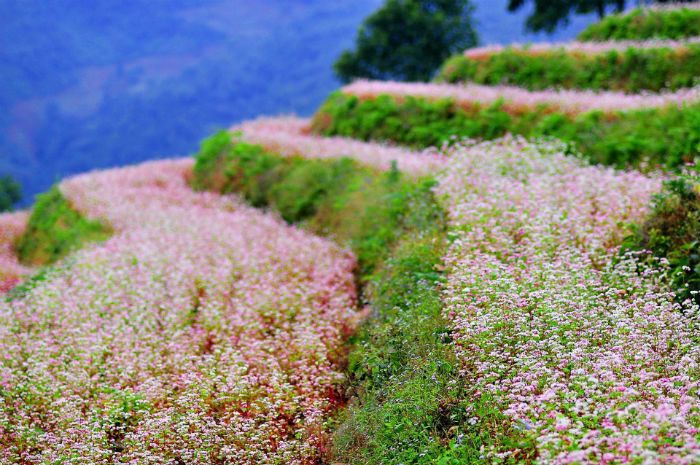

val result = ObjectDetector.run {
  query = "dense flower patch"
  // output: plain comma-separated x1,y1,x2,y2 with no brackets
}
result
235,117,445,175
0,159,358,464
462,38,700,57
0,212,30,293
440,41,700,93
312,86,700,169
437,137,700,463
341,80,700,114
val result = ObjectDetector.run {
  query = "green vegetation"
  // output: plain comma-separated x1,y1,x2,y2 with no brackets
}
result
192,131,433,277
312,91,700,169
192,131,529,463
579,4,700,41
334,0,478,83
0,175,21,212
439,45,700,93
16,187,111,266
624,173,700,306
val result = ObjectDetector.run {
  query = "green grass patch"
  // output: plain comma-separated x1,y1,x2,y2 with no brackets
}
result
311,91,700,169
16,187,111,266
578,6,700,41
439,45,700,93
192,131,533,463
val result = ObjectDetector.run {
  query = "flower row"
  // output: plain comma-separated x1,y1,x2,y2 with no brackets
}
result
342,80,700,114
235,117,445,175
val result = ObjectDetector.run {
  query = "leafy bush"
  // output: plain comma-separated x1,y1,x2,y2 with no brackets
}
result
579,6,700,41
439,45,700,93
312,91,700,169
334,0,478,82
16,187,111,266
192,132,523,463
624,173,700,306
0,175,21,212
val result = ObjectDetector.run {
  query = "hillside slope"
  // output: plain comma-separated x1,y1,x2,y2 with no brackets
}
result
1,0,599,204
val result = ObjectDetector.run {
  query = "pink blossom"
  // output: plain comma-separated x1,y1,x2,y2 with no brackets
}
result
234,116,446,175
343,79,700,114
439,136,699,463
1,159,359,464
0,211,31,294
464,37,700,59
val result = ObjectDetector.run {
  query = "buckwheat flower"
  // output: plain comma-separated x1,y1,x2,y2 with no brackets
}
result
0,159,358,464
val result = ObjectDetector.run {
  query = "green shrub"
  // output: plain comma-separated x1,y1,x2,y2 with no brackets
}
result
191,132,531,463
439,45,700,93
0,175,21,212
16,187,111,266
312,91,700,169
624,173,700,306
579,6,700,41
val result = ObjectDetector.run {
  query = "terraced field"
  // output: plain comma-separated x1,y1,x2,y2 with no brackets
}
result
1,3,700,464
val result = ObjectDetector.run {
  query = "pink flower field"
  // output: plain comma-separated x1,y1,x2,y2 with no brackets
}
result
1,159,359,464
235,117,445,175
438,137,700,463
342,80,700,114
463,37,700,59
0,211,30,294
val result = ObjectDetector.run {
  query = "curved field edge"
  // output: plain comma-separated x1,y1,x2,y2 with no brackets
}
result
192,132,523,463
311,91,700,169
1,158,358,463
15,186,111,266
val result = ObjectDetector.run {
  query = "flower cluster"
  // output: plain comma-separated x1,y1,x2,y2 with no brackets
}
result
438,137,700,463
0,211,30,293
463,37,700,59
342,79,700,114
235,117,445,175
1,159,358,464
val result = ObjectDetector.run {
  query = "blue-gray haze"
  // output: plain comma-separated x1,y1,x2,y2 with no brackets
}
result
0,0,598,203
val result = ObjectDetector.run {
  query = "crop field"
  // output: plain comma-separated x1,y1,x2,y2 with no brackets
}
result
2,3,700,465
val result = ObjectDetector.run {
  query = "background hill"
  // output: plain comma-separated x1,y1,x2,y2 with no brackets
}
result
0,0,599,203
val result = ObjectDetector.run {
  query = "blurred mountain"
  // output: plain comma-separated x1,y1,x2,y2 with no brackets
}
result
0,0,598,203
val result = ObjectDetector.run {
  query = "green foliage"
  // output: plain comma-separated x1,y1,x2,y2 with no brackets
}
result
579,4,700,41
623,173,700,306
334,0,478,83
16,187,111,266
193,132,434,276
312,91,700,169
508,0,626,33
439,44,700,93
0,175,21,212
192,132,530,463
334,235,536,464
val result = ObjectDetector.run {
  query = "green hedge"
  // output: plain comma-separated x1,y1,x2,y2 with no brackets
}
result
579,6,700,41
16,187,111,266
623,174,700,307
312,92,700,169
439,45,700,93
192,131,533,463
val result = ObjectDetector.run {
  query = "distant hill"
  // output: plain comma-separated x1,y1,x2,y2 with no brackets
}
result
0,0,597,204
